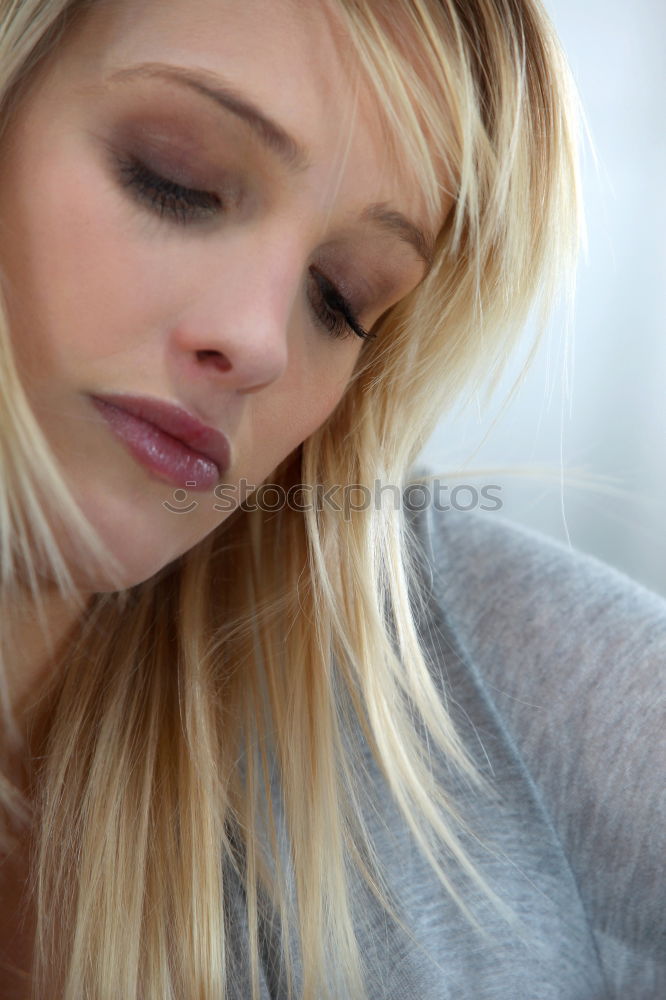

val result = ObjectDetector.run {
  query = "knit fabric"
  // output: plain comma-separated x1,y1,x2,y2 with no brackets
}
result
226,489,666,998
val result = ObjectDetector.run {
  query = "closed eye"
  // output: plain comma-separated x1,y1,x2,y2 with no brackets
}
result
114,154,375,343
116,154,222,222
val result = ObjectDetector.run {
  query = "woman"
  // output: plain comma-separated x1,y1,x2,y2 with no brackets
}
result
0,0,663,998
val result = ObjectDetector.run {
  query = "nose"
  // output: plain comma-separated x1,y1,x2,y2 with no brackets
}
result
172,261,293,395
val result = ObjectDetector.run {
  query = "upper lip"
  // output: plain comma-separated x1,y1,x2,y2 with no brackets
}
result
91,392,231,475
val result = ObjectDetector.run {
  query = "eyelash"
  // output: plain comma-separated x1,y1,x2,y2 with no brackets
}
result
115,155,375,344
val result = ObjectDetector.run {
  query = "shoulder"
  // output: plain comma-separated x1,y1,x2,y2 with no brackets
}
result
405,488,666,762
406,486,666,683
405,486,666,963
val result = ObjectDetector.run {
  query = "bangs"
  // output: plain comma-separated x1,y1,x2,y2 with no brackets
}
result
331,0,459,231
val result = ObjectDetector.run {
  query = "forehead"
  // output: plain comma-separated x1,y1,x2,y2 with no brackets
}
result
57,0,431,228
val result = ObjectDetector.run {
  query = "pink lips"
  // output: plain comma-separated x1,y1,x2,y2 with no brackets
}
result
90,393,231,492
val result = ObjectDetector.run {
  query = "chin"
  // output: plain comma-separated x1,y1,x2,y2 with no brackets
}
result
51,480,207,593
39,516,185,595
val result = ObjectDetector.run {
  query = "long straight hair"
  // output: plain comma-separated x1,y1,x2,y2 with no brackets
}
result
0,1,584,997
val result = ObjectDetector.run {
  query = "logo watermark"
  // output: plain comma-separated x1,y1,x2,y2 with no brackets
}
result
162,478,503,519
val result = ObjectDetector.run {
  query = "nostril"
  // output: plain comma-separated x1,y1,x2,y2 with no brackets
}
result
196,349,232,372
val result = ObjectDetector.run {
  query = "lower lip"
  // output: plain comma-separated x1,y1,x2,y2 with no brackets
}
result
91,397,221,491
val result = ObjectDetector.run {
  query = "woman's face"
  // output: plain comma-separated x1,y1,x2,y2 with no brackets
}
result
0,0,436,591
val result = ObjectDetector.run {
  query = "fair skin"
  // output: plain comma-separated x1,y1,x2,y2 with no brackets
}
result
0,0,440,718
0,2,451,991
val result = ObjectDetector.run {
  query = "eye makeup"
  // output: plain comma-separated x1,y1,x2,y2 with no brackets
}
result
115,153,222,223
107,143,374,343
95,79,418,344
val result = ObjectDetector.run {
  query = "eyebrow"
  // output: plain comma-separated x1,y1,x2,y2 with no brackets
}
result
108,62,435,271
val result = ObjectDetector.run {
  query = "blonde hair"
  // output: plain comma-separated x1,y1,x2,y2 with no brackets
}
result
0,0,584,997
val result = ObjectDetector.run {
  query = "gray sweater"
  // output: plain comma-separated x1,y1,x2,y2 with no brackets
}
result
226,497,666,998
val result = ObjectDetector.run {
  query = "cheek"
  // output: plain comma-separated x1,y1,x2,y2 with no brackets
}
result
247,359,355,480
299,368,352,433
0,135,169,379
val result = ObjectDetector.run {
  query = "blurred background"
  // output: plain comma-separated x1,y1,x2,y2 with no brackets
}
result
417,0,666,597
